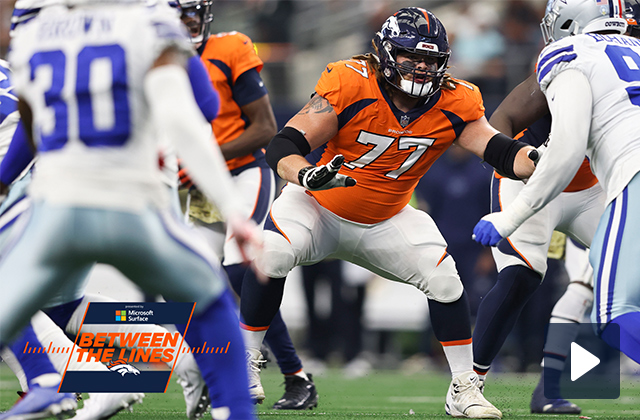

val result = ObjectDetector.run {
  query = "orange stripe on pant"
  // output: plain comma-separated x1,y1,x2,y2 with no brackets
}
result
440,338,472,347
240,322,269,332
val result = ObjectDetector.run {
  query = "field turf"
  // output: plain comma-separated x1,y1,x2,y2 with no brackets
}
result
1,363,639,419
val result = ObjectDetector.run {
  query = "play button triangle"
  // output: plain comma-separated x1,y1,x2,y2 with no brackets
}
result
571,342,600,381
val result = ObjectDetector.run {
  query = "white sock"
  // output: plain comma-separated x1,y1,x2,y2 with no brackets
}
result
241,328,267,354
441,341,473,378
287,370,308,380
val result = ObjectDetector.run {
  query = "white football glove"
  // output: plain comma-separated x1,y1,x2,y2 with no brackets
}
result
298,154,356,191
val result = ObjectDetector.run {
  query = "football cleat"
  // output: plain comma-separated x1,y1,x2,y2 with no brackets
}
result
174,354,210,419
0,385,76,420
445,372,502,419
71,393,144,420
530,376,581,414
246,349,266,404
272,374,318,410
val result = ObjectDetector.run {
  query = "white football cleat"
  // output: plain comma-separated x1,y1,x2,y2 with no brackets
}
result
246,349,266,404
445,372,502,419
71,392,144,419
175,354,210,419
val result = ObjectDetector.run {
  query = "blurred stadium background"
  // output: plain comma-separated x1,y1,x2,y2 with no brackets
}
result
1,0,638,391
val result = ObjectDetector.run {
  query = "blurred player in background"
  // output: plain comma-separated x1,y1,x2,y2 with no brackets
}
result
173,0,318,409
240,7,538,419
474,0,640,386
0,1,230,418
3,0,262,418
0,56,80,420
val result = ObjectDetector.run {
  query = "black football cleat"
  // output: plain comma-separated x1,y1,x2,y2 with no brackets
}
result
272,373,318,410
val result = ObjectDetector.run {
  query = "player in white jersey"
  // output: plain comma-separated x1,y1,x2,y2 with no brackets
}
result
0,2,224,418
4,1,260,418
473,0,640,367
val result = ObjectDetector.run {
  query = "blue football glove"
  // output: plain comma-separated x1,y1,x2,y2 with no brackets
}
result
474,198,535,246
298,154,356,191
473,219,505,246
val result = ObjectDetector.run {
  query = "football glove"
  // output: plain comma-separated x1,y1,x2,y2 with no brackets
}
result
298,154,356,191
527,142,547,166
473,198,534,246
472,217,505,247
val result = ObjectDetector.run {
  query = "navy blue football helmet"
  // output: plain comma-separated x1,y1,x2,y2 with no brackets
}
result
373,7,450,98
177,0,213,44
626,0,640,37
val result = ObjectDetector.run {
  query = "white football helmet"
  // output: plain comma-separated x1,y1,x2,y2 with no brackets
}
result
541,0,627,44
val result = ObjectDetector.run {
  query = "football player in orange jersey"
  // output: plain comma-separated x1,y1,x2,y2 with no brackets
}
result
472,4,640,414
239,7,537,419
174,0,318,410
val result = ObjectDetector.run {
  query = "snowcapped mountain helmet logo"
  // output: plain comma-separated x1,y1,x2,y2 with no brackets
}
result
107,359,141,376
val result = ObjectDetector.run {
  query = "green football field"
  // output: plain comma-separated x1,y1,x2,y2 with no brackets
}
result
1,364,639,419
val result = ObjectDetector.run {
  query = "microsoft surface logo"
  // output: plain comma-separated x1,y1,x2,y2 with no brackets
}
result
116,310,127,322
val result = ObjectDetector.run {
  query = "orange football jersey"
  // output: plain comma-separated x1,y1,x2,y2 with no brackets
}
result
200,31,264,171
309,59,485,224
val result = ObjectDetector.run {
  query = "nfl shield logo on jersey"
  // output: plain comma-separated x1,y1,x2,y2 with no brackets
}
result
400,115,410,127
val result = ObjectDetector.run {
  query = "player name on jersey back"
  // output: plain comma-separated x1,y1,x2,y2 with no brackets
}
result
9,4,192,211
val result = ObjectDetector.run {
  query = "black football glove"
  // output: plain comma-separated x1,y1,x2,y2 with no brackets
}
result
298,154,356,191
527,140,548,167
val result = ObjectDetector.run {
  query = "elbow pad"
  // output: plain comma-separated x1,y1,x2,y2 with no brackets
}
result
484,133,527,180
265,127,311,172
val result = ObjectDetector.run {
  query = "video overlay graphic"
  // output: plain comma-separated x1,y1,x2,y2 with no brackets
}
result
21,302,219,393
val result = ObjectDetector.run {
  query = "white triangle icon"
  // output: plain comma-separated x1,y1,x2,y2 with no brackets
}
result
571,342,600,381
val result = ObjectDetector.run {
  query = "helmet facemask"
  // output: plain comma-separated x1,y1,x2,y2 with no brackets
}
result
379,40,449,98
178,0,213,44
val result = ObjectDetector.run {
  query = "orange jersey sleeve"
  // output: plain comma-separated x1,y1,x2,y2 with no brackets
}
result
309,60,486,224
200,32,265,171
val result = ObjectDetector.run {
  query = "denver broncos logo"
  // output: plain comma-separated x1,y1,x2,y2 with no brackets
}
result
107,359,141,376
382,16,401,38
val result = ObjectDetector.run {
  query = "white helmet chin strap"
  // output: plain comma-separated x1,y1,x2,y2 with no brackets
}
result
400,79,432,97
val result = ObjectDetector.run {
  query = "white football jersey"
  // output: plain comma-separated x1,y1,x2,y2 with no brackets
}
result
537,33,640,205
0,60,20,165
8,2,192,211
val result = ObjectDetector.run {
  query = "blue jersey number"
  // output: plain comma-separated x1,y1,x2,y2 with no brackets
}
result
29,45,130,152
605,44,640,107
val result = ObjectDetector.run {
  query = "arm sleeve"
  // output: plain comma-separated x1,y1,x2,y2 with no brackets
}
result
0,120,34,186
144,64,242,219
507,68,592,223
187,55,220,122
232,68,267,107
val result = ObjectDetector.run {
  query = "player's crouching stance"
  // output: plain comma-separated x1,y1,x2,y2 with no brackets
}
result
239,7,537,419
